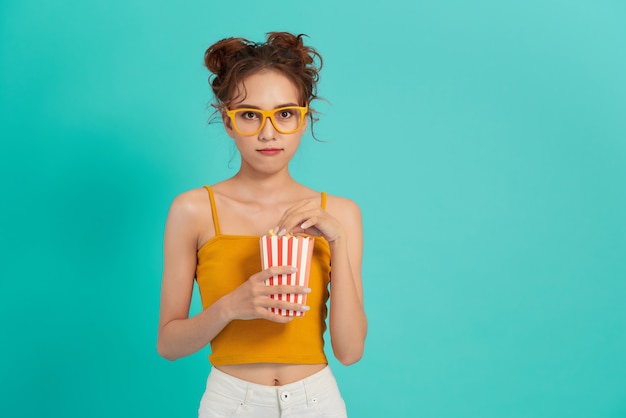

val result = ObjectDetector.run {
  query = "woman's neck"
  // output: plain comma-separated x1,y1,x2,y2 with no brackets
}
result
229,170,301,202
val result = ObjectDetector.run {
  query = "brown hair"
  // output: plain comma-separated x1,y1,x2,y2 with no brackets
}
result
204,32,323,133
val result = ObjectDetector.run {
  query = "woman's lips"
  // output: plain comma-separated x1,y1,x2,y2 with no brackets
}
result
257,148,283,156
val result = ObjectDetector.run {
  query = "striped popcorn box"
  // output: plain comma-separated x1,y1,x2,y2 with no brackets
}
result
260,234,315,317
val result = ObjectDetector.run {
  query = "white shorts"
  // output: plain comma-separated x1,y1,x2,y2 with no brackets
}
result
198,366,347,418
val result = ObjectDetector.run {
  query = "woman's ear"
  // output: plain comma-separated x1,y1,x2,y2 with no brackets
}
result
298,114,309,135
221,110,235,138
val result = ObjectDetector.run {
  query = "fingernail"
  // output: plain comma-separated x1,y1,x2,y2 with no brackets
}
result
303,287,311,293
290,266,297,273
278,228,287,236
301,305,310,311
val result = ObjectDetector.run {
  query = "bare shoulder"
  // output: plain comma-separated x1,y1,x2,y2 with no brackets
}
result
165,187,213,247
168,187,211,220
324,194,363,257
324,194,362,223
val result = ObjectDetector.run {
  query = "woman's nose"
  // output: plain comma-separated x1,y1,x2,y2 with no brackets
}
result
257,116,277,140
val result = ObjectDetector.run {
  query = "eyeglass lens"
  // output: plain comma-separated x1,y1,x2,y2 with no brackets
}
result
232,108,304,135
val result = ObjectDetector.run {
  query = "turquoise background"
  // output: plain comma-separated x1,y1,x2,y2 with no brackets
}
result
1,0,625,416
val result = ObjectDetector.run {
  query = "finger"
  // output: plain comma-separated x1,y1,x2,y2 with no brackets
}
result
299,216,319,231
263,285,312,295
258,309,295,323
268,315,294,324
276,201,318,230
254,301,308,322
266,299,311,314
278,208,320,235
255,266,297,282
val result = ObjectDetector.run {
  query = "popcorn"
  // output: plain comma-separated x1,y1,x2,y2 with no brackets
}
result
260,232,315,317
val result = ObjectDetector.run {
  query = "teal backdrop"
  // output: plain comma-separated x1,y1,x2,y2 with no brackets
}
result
1,1,625,417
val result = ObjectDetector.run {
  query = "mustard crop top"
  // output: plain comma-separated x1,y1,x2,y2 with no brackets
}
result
195,186,331,366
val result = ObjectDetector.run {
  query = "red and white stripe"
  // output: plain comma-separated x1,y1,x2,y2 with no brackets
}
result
260,235,315,317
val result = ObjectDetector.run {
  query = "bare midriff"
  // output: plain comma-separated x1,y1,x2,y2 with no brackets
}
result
216,363,327,386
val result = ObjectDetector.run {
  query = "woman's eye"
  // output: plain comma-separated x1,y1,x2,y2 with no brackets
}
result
278,110,293,119
242,111,258,120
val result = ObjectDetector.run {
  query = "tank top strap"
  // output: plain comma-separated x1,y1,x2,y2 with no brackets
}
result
203,185,221,236
321,192,327,210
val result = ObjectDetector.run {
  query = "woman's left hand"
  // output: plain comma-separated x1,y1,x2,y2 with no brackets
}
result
275,199,344,243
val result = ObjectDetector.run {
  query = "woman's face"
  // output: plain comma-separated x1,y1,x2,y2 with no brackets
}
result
222,70,308,175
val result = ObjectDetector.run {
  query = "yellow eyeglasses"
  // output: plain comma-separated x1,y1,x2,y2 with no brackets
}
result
225,105,308,136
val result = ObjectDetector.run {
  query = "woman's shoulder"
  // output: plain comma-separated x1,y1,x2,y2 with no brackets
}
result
166,187,212,226
170,187,210,211
166,186,215,247
323,192,361,217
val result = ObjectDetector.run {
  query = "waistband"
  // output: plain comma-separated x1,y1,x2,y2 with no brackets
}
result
207,366,337,409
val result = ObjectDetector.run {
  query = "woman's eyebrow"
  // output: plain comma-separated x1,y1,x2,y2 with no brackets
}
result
233,104,260,109
233,103,299,110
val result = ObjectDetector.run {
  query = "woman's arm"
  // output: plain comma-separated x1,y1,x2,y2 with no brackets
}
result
326,197,367,365
156,191,231,361
276,196,368,365
157,191,308,361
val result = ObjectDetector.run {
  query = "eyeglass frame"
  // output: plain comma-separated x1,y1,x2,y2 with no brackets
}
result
224,104,309,136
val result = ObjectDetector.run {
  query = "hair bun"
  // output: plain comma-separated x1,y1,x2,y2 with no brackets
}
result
204,37,251,76
266,32,314,67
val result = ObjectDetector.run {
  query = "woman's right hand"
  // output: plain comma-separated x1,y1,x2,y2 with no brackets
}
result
224,266,311,323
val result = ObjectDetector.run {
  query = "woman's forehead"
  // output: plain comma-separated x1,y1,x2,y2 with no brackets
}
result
230,70,301,106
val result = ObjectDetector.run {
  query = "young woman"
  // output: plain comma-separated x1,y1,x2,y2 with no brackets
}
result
157,32,367,418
